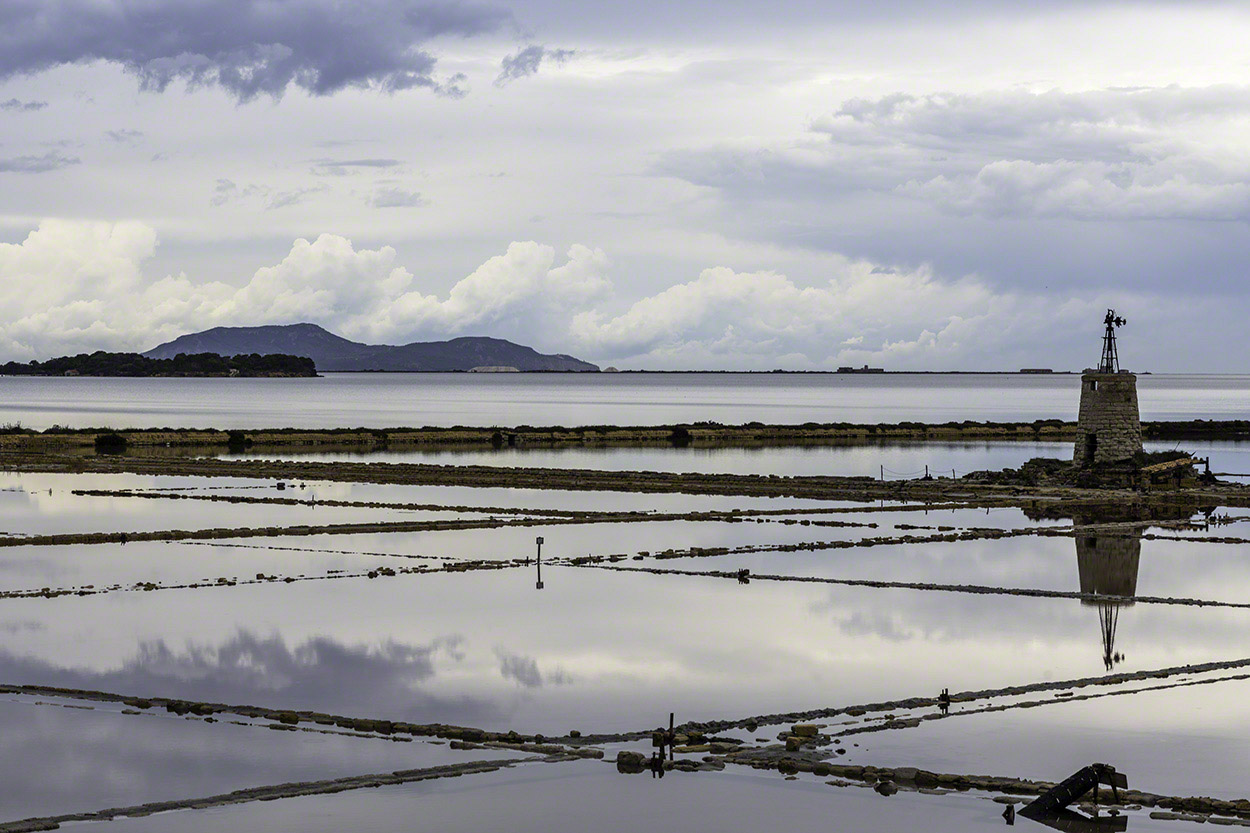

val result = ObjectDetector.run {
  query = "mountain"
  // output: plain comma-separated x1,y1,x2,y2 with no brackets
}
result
143,324,599,372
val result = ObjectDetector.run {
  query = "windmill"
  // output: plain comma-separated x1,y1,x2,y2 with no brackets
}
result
1099,309,1127,373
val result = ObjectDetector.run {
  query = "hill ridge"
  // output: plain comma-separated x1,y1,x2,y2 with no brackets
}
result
144,324,599,372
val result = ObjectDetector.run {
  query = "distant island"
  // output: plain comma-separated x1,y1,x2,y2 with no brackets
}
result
0,352,317,378
143,324,600,372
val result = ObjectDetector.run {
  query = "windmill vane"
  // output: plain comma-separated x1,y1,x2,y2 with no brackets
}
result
1099,309,1125,373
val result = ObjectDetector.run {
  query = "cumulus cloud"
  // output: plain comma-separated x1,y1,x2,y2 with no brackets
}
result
0,98,46,111
3,218,1192,368
0,220,611,359
12,218,1220,369
565,257,1105,368
494,45,574,86
0,151,80,173
667,85,1250,222
0,0,510,101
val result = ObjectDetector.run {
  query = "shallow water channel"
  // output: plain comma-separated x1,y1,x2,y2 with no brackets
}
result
0,449,1245,830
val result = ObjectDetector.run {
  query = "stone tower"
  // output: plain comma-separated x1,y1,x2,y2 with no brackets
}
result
1073,310,1142,466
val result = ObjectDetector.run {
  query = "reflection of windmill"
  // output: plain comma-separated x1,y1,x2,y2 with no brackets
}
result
1075,530,1141,671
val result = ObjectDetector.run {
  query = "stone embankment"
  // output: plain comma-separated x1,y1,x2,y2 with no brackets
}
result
0,758,536,832
5,451,1249,513
722,753,1250,822
4,418,1250,455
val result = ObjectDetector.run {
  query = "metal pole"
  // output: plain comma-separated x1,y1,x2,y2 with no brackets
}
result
535,536,544,590
880,465,884,481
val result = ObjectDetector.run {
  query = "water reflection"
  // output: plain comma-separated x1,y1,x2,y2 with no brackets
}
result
6,562,1250,735
1023,808,1128,831
1075,527,1141,671
0,630,507,726
0,695,484,823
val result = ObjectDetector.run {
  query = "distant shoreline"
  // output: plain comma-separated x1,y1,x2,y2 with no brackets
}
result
329,369,1086,375
31,368,1078,375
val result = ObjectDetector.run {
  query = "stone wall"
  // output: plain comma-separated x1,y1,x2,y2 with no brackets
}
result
1073,370,1142,465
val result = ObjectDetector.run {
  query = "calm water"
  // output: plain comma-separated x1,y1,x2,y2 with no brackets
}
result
2,372,1250,429
1,469,1247,823
0,694,499,821
94,761,1193,833
228,439,1250,479
98,763,1083,833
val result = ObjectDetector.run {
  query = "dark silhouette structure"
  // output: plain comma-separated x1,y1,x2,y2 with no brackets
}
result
1019,763,1129,830
1074,310,1142,467
1074,523,1142,671
1098,310,1127,373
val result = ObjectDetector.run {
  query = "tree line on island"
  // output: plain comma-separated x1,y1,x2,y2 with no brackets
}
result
0,351,318,377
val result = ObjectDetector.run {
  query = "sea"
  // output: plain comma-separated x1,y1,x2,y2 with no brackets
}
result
0,372,1248,431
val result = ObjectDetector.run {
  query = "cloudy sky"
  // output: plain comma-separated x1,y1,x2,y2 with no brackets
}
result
2,0,1249,370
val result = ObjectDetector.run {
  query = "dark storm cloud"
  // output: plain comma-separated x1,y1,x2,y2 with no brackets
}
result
0,151,80,173
494,44,574,86
0,98,47,111
0,0,512,101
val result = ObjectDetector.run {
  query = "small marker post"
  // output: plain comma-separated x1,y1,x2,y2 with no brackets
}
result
535,536,544,590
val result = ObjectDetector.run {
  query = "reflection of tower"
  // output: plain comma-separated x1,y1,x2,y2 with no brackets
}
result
1073,310,1142,467
1075,530,1141,670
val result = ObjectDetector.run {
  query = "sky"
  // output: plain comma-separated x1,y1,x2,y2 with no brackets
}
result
1,0,1249,370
